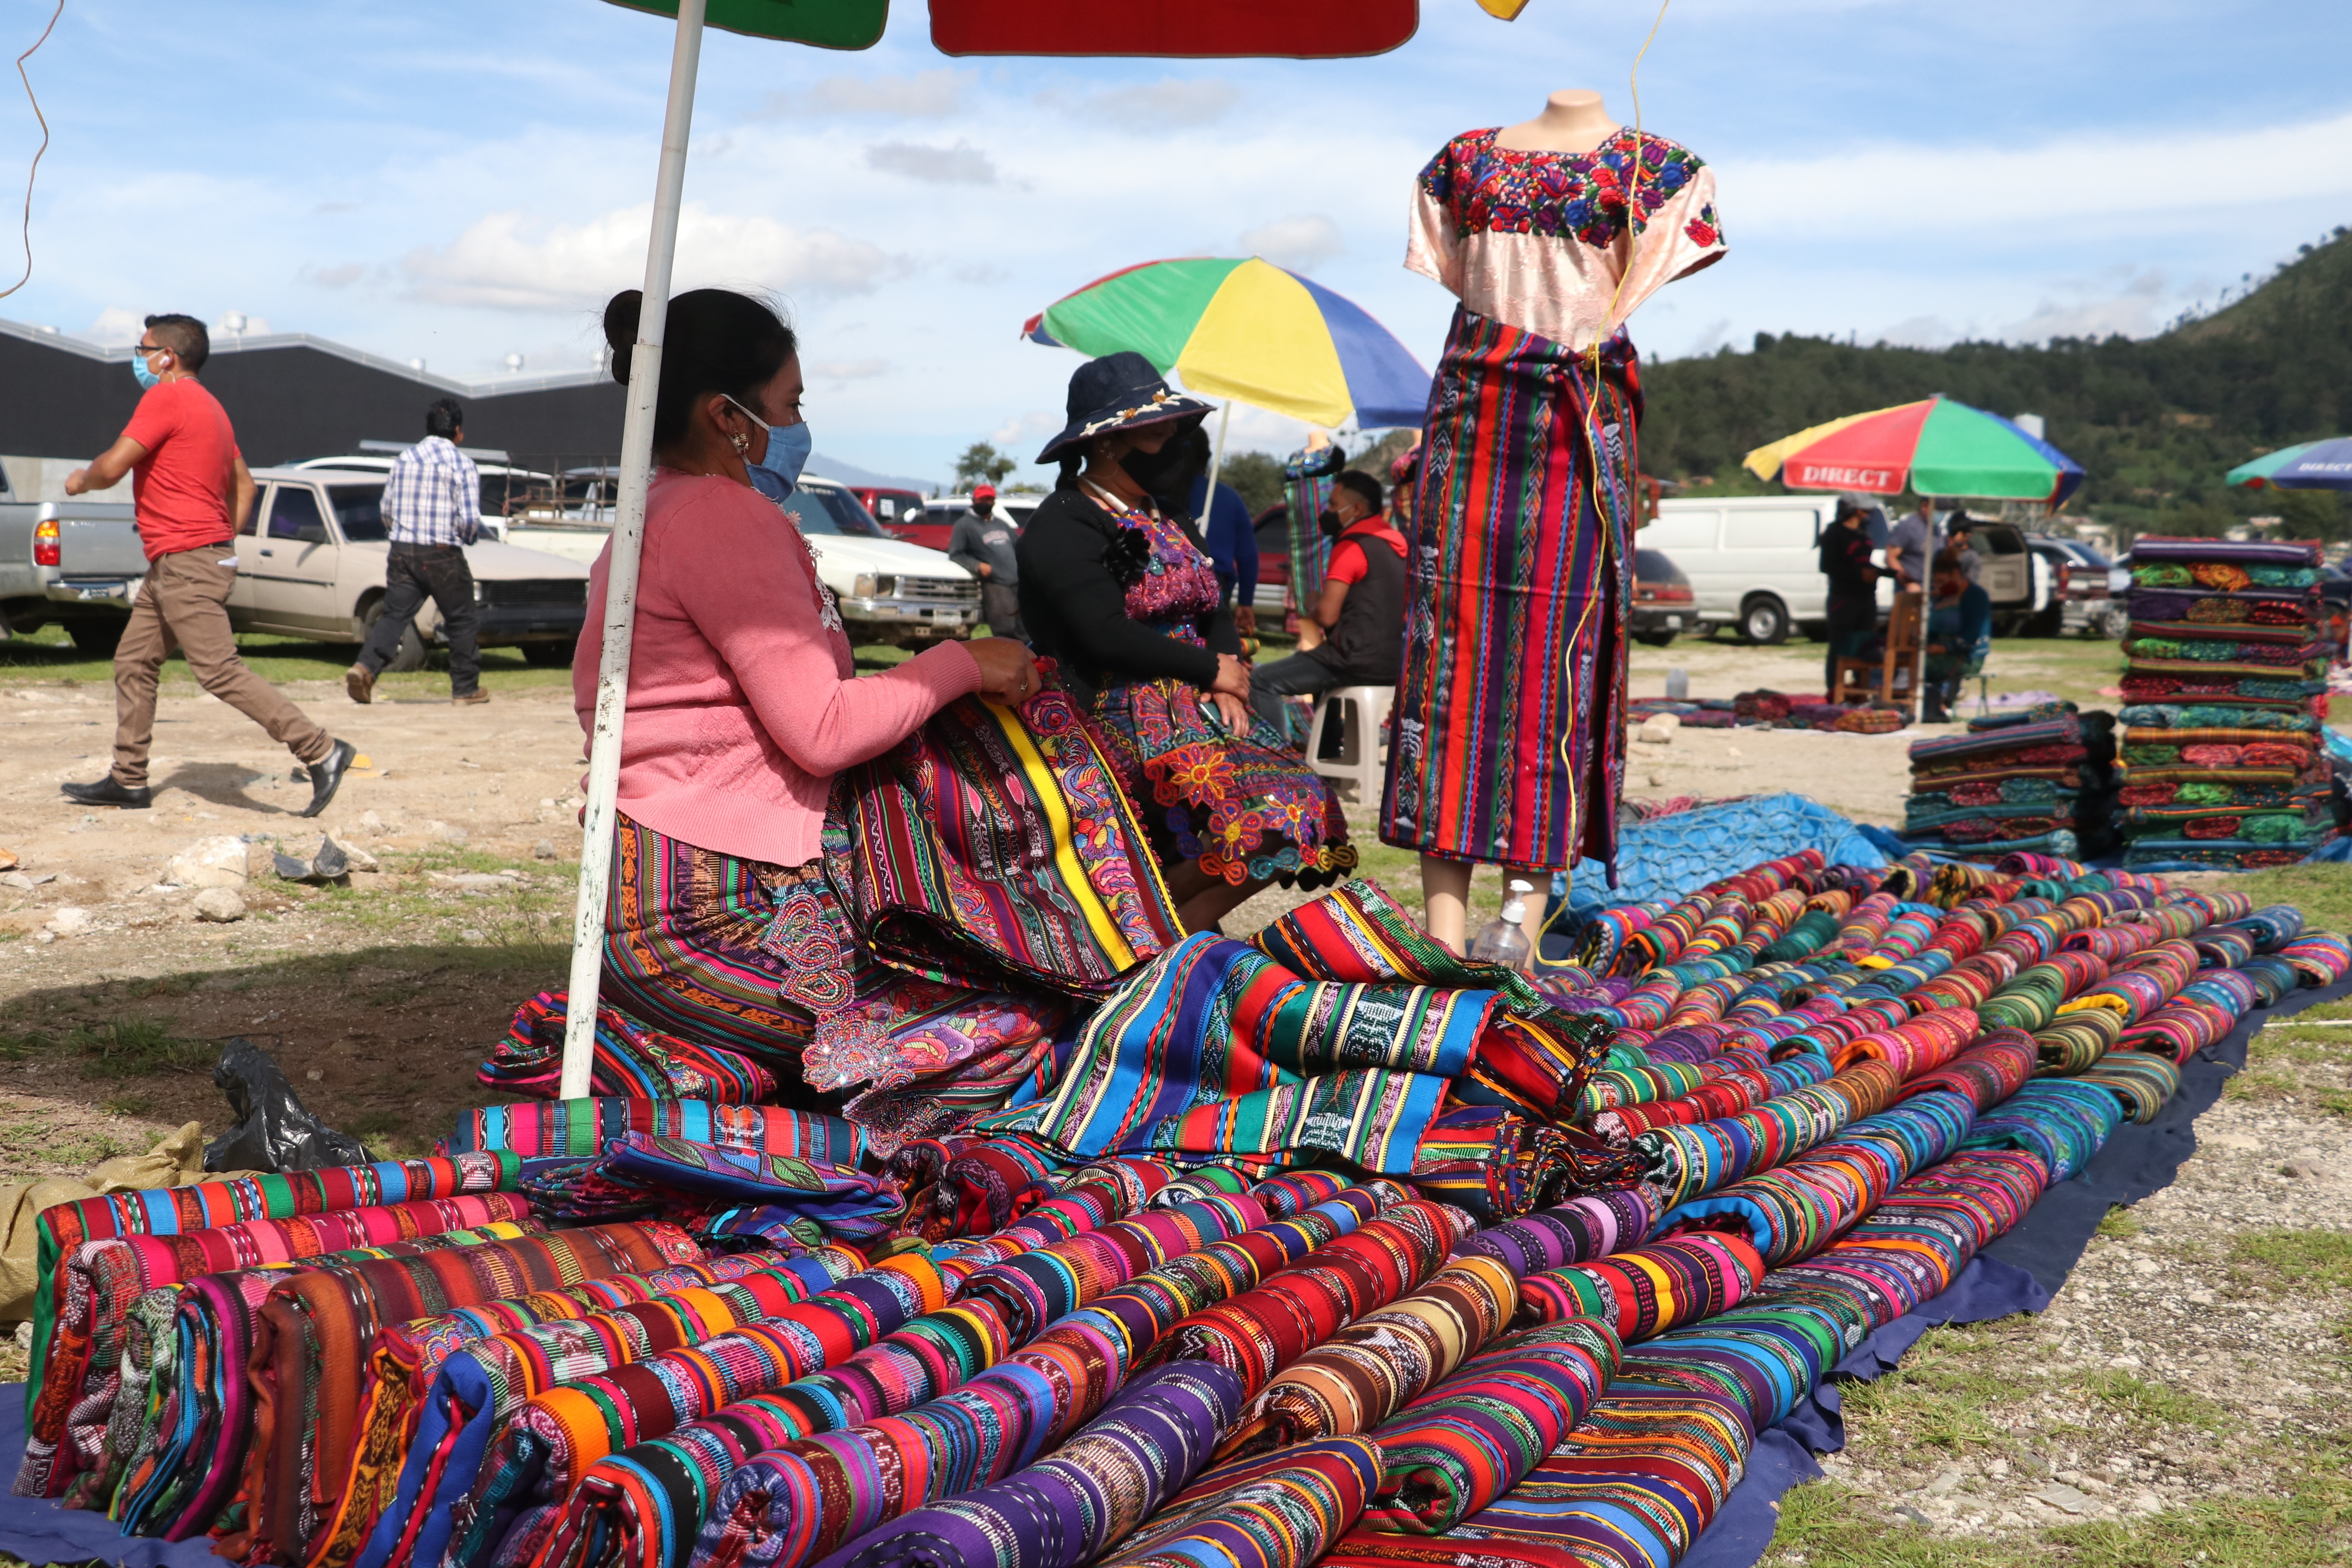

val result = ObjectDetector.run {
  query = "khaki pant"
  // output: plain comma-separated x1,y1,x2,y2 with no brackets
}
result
112,548,332,789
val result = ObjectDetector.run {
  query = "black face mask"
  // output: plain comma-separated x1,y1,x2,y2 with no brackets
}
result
1118,440,1191,494
1318,508,1345,539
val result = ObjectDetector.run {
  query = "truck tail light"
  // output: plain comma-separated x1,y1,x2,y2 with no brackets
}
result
2056,562,2073,594
33,518,60,567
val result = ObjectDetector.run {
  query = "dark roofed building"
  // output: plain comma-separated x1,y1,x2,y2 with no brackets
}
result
0,318,624,494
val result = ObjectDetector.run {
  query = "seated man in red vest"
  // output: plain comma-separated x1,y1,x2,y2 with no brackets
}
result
1249,469,1408,744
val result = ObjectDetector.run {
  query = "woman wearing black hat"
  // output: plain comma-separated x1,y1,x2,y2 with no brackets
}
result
1018,353,1357,932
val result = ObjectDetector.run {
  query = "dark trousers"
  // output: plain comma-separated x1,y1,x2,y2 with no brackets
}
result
359,541,480,693
1250,650,1350,749
981,581,1025,641
1823,596,1877,700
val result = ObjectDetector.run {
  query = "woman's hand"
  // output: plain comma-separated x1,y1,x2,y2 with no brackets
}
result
1212,652,1252,702
967,637,1041,705
1211,691,1254,733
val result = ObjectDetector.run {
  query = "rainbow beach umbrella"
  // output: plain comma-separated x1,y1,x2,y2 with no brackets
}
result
1743,394,2085,504
1024,257,1431,430
2226,438,2352,490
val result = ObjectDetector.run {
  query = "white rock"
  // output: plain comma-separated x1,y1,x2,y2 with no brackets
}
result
358,810,387,835
44,906,93,936
191,887,246,923
1634,718,1678,746
429,872,509,893
341,843,380,873
168,835,255,889
532,839,558,860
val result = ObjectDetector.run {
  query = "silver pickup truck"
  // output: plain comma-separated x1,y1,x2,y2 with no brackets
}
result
0,499,151,652
0,468,589,666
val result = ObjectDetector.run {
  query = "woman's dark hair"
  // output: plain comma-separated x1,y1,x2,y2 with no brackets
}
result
603,288,797,448
1334,469,1384,512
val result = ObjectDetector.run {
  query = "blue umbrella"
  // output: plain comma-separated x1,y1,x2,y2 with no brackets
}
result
2227,438,2352,490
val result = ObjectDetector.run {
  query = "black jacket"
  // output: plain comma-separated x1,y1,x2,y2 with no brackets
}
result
1015,485,1238,707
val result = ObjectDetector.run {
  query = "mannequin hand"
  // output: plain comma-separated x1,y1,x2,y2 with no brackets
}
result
967,638,1041,705
1296,620,1326,652
1211,652,1252,701
1211,691,1254,732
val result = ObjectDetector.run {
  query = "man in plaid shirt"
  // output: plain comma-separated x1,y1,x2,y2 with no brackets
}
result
346,398,489,705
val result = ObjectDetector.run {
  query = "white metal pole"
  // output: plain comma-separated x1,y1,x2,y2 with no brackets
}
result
559,0,706,1099
1202,401,1232,518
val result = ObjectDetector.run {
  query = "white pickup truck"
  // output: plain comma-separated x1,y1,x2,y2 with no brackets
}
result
504,474,981,649
0,497,150,652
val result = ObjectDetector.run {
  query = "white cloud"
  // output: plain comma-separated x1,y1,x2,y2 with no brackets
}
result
812,358,892,380
1238,215,1346,274
2003,267,2175,341
1873,314,1962,349
991,410,1063,449
1058,78,1241,128
303,263,366,288
399,203,890,311
865,141,999,186
763,70,967,120
85,307,142,345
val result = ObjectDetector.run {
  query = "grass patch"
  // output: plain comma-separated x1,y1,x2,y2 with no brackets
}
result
0,622,575,694
1763,1480,2035,1567
66,1019,213,1078
2096,1206,2143,1240
2082,1370,2228,1432
99,1094,155,1117
2227,1229,2352,1291
2226,867,2352,939
1833,1323,2032,1458
2223,1068,2299,1103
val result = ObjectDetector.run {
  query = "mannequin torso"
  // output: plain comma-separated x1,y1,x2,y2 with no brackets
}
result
1495,89,1619,154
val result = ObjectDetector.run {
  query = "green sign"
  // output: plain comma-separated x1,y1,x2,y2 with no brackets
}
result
602,0,887,50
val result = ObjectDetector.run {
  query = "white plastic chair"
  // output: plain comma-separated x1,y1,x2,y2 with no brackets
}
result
1304,686,1394,804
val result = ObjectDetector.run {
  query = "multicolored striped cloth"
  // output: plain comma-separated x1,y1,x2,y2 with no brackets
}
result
438,1100,864,1162
24,1150,517,1426
981,934,1488,1174
480,988,784,1103
1099,1433,1384,1568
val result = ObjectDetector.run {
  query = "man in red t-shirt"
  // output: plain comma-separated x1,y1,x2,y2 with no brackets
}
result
59,314,354,814
1248,468,1409,738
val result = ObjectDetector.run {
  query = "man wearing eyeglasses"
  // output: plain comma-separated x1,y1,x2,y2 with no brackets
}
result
57,313,354,816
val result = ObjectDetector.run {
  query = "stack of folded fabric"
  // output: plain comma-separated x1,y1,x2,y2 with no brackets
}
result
2118,536,2338,868
1901,705,2111,860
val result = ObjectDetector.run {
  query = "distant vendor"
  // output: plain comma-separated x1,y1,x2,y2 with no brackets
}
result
1249,469,1406,733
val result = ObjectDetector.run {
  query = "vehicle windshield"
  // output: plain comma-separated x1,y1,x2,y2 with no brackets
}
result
328,484,388,542
778,485,883,538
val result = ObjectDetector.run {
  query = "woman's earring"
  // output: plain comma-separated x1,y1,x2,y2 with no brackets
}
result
730,432,750,455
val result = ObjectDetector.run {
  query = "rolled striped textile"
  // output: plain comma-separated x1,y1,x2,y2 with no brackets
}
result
956,1192,1270,1343
1826,1008,1976,1077
1356,1317,1623,1535
317,1251,829,1568
226,1222,704,1567
977,933,1488,1175
1587,1055,1831,1143
1958,1079,2124,1181
109,1220,542,1540
1898,1029,2037,1111
1636,1059,1902,1210
1573,1057,1711,1118
1146,1202,1466,1394
1098,1434,1384,1568
800,1362,1246,1568
2033,1005,2124,1074
2240,955,2300,1006
1513,1232,1763,1342
439,1101,864,1162
480,991,780,1105
595,1134,905,1244
532,1188,1351,1568
1213,1257,1518,1463
24,1149,518,1425
1455,1188,1656,1278
1764,1148,2049,1319
2281,932,2352,986
20,1189,533,1501
2073,1051,2183,1123
2118,971,2261,1063
384,1254,948,1568
670,1191,1373,1568
1251,1172,1356,1217
1407,1106,1634,1222
925,1169,1158,1273
890,1135,1069,1243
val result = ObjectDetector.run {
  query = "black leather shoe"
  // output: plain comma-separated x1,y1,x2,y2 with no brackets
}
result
61,776,152,809
301,739,357,818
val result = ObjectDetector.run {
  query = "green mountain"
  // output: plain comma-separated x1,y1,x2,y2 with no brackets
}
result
1638,226,2352,539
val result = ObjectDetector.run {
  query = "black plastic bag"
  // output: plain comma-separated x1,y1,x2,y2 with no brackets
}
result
202,1037,369,1173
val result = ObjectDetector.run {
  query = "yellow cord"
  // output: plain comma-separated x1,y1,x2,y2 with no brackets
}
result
1537,0,1673,971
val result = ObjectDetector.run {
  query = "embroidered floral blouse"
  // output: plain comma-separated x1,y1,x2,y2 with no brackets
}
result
1406,127,1726,349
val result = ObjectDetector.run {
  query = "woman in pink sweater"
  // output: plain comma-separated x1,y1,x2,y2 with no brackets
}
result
578,287,1037,1101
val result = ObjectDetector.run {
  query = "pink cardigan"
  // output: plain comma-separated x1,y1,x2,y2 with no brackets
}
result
574,471,982,867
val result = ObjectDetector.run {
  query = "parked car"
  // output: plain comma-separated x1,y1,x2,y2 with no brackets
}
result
1250,503,1297,618
287,451,557,542
1630,548,1694,646
505,476,979,649
0,497,148,653
850,486,934,545
2026,535,2119,638
230,467,588,669
911,493,1045,556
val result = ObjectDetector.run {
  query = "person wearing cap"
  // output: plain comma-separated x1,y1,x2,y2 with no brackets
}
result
1819,499,1882,700
946,482,1024,640
1017,352,1357,933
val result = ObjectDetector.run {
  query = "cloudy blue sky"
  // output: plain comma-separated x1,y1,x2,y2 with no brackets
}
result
2,0,2349,482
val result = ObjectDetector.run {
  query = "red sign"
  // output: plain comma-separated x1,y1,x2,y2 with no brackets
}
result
931,0,1419,56
1786,462,1904,493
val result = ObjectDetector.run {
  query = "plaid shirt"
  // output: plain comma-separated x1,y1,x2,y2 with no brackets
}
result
381,436,483,547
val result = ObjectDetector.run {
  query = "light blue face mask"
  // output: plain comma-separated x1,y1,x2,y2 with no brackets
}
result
130,348,163,390
727,395,812,501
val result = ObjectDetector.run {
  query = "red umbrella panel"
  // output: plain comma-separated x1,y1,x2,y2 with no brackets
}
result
931,0,1418,55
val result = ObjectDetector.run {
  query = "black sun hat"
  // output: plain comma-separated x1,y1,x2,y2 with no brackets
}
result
1037,351,1214,463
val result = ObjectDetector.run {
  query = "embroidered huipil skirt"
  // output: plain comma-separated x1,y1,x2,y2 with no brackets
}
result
1380,305,1642,877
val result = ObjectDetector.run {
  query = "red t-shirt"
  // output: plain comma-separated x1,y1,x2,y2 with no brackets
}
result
121,379,242,560
1326,518,1409,585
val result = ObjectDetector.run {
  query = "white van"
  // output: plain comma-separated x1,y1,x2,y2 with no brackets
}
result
1642,495,1901,644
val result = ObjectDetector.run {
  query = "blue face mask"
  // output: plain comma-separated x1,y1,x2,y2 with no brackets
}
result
130,349,162,390
728,395,812,501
